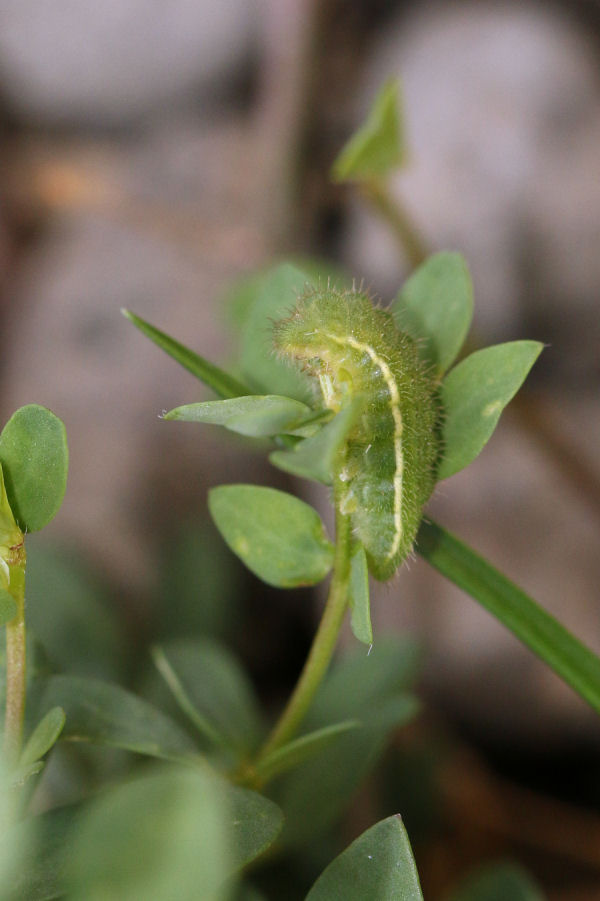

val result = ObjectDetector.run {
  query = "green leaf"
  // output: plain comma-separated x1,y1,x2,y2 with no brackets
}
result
39,675,198,761
348,545,372,646
165,395,312,438
438,341,544,479
0,405,68,532
229,785,284,870
237,264,316,401
122,309,250,399
255,720,360,784
332,80,405,182
392,252,473,374
5,805,74,901
417,520,600,715
209,485,334,588
19,706,65,769
306,815,423,900
269,402,360,484
446,861,545,901
0,590,17,626
151,639,264,756
66,766,232,901
274,638,421,845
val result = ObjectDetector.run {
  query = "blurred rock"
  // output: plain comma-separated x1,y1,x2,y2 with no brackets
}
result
0,0,254,125
343,2,600,355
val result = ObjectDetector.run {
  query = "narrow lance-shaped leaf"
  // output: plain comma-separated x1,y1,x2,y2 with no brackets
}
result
165,395,312,438
306,815,423,900
392,252,473,374
269,401,360,484
254,720,360,785
209,485,334,588
0,405,68,532
417,519,600,715
19,707,66,770
438,341,544,480
122,309,250,399
332,80,406,183
348,544,372,646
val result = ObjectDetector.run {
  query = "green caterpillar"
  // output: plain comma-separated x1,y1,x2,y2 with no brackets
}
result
273,288,440,580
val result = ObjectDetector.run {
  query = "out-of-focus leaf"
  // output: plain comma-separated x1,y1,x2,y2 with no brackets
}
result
122,309,250,399
445,861,545,901
438,341,543,479
306,815,423,900
209,485,333,588
392,252,473,374
39,675,197,762
0,405,68,532
19,706,66,769
332,80,405,182
25,542,125,681
165,395,312,437
255,721,359,784
151,639,264,756
228,785,284,870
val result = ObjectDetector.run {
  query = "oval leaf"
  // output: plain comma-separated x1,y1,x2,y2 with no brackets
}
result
165,395,312,438
208,485,334,588
331,80,406,182
0,590,17,626
306,815,423,900
392,252,473,374
0,405,68,532
39,675,197,761
438,341,544,480
19,706,66,769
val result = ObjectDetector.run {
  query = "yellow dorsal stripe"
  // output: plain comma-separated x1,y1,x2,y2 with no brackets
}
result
322,332,404,559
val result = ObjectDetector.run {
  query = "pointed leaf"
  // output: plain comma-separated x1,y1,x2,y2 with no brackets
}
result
209,485,334,588
19,706,65,769
0,590,17,626
348,544,372,646
306,815,423,900
446,861,545,901
438,341,544,479
417,519,600,716
269,402,360,484
39,675,197,761
332,80,406,182
165,395,312,437
0,405,68,531
229,785,284,870
393,252,473,373
122,309,250,399
255,720,360,784
152,639,264,755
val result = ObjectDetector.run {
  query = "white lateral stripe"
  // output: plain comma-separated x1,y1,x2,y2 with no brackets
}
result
322,332,404,558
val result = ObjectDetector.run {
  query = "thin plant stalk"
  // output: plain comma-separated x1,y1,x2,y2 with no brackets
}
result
360,179,428,269
257,497,352,763
4,553,26,764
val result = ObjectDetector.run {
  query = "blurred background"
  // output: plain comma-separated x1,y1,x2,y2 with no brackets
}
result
1,0,599,897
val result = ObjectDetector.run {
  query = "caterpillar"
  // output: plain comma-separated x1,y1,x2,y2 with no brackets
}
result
273,288,440,581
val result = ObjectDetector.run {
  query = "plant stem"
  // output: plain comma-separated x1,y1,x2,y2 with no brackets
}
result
4,556,26,765
360,179,428,269
257,500,352,762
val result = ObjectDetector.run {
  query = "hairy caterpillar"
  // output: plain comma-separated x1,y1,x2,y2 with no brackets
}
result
273,288,440,580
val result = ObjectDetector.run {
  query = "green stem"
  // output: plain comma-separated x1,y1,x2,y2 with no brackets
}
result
257,501,352,763
360,179,428,269
4,557,26,765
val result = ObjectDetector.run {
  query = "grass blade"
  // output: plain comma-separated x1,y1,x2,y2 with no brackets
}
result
417,519,600,714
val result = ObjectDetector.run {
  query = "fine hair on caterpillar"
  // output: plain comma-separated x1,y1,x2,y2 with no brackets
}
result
273,286,440,581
